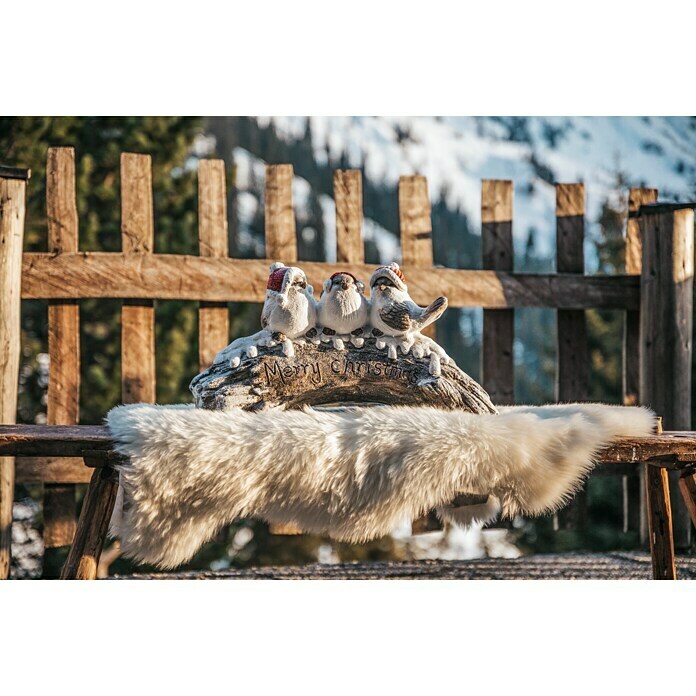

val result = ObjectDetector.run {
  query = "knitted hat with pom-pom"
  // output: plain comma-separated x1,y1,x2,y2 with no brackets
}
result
267,262,289,292
330,271,358,284
370,262,406,291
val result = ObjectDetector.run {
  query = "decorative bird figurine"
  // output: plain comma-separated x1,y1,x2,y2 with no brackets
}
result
369,262,447,341
261,262,317,357
317,272,369,348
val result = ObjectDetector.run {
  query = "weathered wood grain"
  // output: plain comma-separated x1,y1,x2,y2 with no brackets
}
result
481,180,514,405
191,338,498,414
640,207,695,549
646,464,677,579
334,170,364,264
0,426,112,456
399,175,434,341
678,472,696,529
399,176,433,267
60,466,119,580
555,184,588,530
624,188,657,540
555,183,588,401
121,154,156,404
624,187,657,405
645,418,676,579
0,170,28,579
20,253,640,308
45,147,80,557
198,160,229,371
15,456,92,483
4,425,696,466
265,165,296,263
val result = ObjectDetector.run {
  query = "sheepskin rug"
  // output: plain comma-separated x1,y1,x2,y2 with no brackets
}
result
106,403,655,569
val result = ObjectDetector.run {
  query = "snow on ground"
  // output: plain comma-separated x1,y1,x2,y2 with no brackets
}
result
10,499,43,579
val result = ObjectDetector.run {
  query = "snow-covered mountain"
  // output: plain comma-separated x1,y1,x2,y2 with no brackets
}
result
245,116,696,264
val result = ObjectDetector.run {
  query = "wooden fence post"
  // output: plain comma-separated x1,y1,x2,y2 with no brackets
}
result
640,203,694,550
555,183,589,530
42,147,80,578
623,188,657,542
481,180,514,405
0,166,29,579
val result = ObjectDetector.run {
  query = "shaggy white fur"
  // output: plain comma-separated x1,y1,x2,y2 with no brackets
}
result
106,403,655,569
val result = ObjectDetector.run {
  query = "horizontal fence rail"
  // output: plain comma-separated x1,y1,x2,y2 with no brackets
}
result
22,254,640,308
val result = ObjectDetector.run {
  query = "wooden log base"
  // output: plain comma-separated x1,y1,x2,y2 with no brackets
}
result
190,337,498,413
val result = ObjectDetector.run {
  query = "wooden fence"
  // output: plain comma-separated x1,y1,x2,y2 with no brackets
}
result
1,146,693,577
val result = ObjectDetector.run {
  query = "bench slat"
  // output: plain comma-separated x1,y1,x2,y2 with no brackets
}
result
3,425,696,467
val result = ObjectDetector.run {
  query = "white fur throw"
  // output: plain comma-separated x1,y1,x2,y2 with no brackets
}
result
107,403,655,569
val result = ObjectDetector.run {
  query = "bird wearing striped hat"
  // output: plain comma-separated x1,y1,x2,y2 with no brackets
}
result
261,262,317,355
317,272,369,348
369,262,447,340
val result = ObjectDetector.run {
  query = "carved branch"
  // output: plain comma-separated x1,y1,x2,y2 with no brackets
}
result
190,337,497,414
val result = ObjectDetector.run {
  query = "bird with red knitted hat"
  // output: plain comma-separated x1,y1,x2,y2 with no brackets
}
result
260,262,317,357
317,271,369,348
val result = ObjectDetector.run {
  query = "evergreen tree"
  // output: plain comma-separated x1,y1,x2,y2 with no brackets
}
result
0,117,204,423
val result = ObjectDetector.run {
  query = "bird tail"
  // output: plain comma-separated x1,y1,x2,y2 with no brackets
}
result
419,296,448,329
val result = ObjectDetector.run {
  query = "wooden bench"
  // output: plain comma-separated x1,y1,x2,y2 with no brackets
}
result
1,425,695,579
2,148,695,580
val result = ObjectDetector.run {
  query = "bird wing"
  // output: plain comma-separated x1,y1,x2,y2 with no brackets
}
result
260,301,272,329
379,301,415,332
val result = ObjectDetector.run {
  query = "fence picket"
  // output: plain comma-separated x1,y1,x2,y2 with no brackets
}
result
0,167,29,579
399,176,434,340
399,175,442,533
623,187,657,539
264,164,302,535
42,147,80,576
555,183,588,530
334,170,364,264
198,160,230,371
481,180,514,405
121,153,156,404
265,165,297,263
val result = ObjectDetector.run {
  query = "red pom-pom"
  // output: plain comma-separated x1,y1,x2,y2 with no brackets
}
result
267,267,289,292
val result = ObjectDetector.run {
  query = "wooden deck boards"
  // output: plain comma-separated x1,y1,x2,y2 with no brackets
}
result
112,553,696,580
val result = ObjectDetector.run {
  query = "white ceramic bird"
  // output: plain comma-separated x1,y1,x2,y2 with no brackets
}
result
369,262,447,339
261,262,317,356
317,272,369,348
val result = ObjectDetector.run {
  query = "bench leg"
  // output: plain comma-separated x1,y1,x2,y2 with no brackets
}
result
60,467,118,580
678,472,696,530
645,464,677,580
